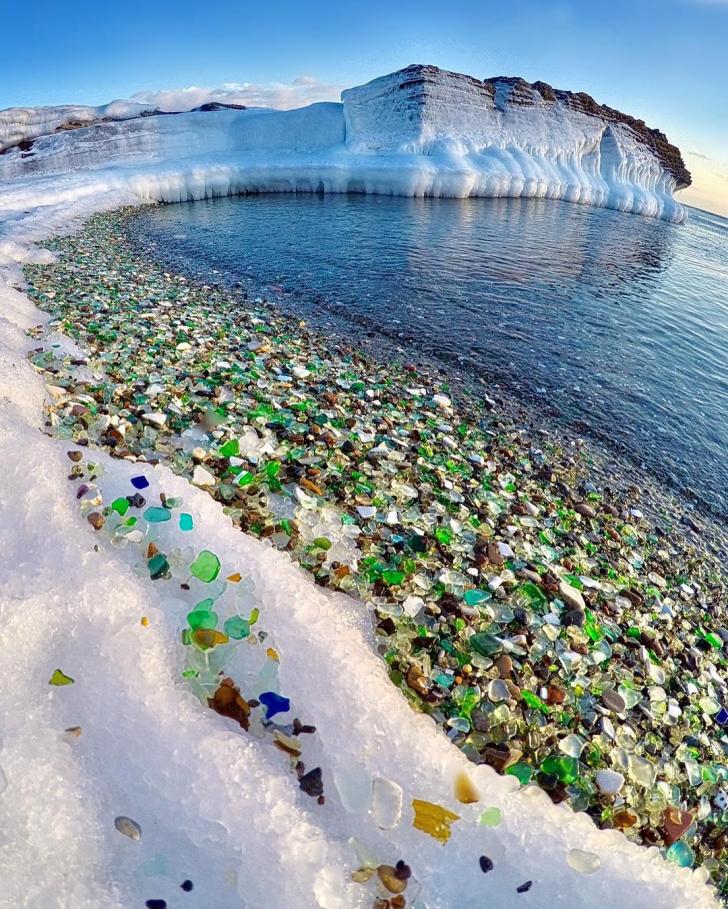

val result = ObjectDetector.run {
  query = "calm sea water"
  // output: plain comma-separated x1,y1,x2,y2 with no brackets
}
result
131,195,728,519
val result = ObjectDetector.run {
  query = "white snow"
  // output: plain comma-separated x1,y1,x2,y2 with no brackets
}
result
0,101,160,151
0,66,711,909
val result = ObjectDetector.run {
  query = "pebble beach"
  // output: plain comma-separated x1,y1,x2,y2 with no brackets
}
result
22,207,728,902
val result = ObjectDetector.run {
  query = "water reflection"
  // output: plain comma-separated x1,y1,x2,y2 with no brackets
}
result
132,194,726,517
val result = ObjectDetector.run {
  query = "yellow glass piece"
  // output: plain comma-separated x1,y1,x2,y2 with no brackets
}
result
140,616,149,627
192,628,229,650
266,647,280,662
412,798,460,843
227,572,242,582
454,771,480,804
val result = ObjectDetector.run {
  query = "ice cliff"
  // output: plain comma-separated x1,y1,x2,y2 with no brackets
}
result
342,65,689,220
0,64,690,259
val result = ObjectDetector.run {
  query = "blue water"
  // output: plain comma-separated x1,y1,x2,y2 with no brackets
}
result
131,195,728,518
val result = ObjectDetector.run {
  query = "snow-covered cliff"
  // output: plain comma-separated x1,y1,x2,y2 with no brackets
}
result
0,64,690,255
342,65,689,220
0,100,159,151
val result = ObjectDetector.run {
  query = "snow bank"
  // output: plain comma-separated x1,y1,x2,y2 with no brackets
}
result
0,100,159,150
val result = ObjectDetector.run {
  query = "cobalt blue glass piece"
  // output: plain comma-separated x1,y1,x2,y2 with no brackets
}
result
131,475,150,490
716,706,728,726
259,691,291,719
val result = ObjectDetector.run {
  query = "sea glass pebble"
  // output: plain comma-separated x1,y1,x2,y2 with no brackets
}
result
372,777,403,829
411,798,460,844
223,616,250,639
567,849,601,875
190,550,221,582
115,815,142,840
259,691,290,719
148,553,169,580
479,806,503,827
187,609,217,630
666,841,694,868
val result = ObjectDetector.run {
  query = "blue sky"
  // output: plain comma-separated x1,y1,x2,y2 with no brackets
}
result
2,0,727,213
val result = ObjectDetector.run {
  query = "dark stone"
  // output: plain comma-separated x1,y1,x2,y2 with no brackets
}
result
377,617,396,635
562,609,585,627
181,880,193,892
601,690,626,713
299,767,324,797
482,744,512,773
479,855,494,873
681,514,702,534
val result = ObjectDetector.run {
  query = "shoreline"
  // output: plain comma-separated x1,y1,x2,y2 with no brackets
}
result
20,207,728,897
126,200,727,531
125,205,727,552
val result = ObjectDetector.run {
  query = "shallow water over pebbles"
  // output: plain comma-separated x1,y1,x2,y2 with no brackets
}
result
131,195,728,520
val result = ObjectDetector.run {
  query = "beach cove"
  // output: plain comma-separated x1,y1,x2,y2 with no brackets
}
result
5,205,725,905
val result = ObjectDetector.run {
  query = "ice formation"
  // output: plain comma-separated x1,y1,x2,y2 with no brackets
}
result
0,100,159,151
0,63,689,240
0,65,711,909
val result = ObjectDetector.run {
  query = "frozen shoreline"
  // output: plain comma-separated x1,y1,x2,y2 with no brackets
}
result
0,199,724,906
0,66,717,908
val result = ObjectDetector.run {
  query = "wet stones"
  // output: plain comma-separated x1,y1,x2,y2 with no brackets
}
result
25,212,728,891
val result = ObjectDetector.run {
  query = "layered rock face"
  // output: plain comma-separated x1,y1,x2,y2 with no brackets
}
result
343,64,690,188
342,65,689,219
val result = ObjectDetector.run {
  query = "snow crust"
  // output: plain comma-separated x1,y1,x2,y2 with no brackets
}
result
0,68,709,908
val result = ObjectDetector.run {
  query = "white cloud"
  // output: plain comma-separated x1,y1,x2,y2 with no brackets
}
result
129,76,343,112
687,149,710,160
